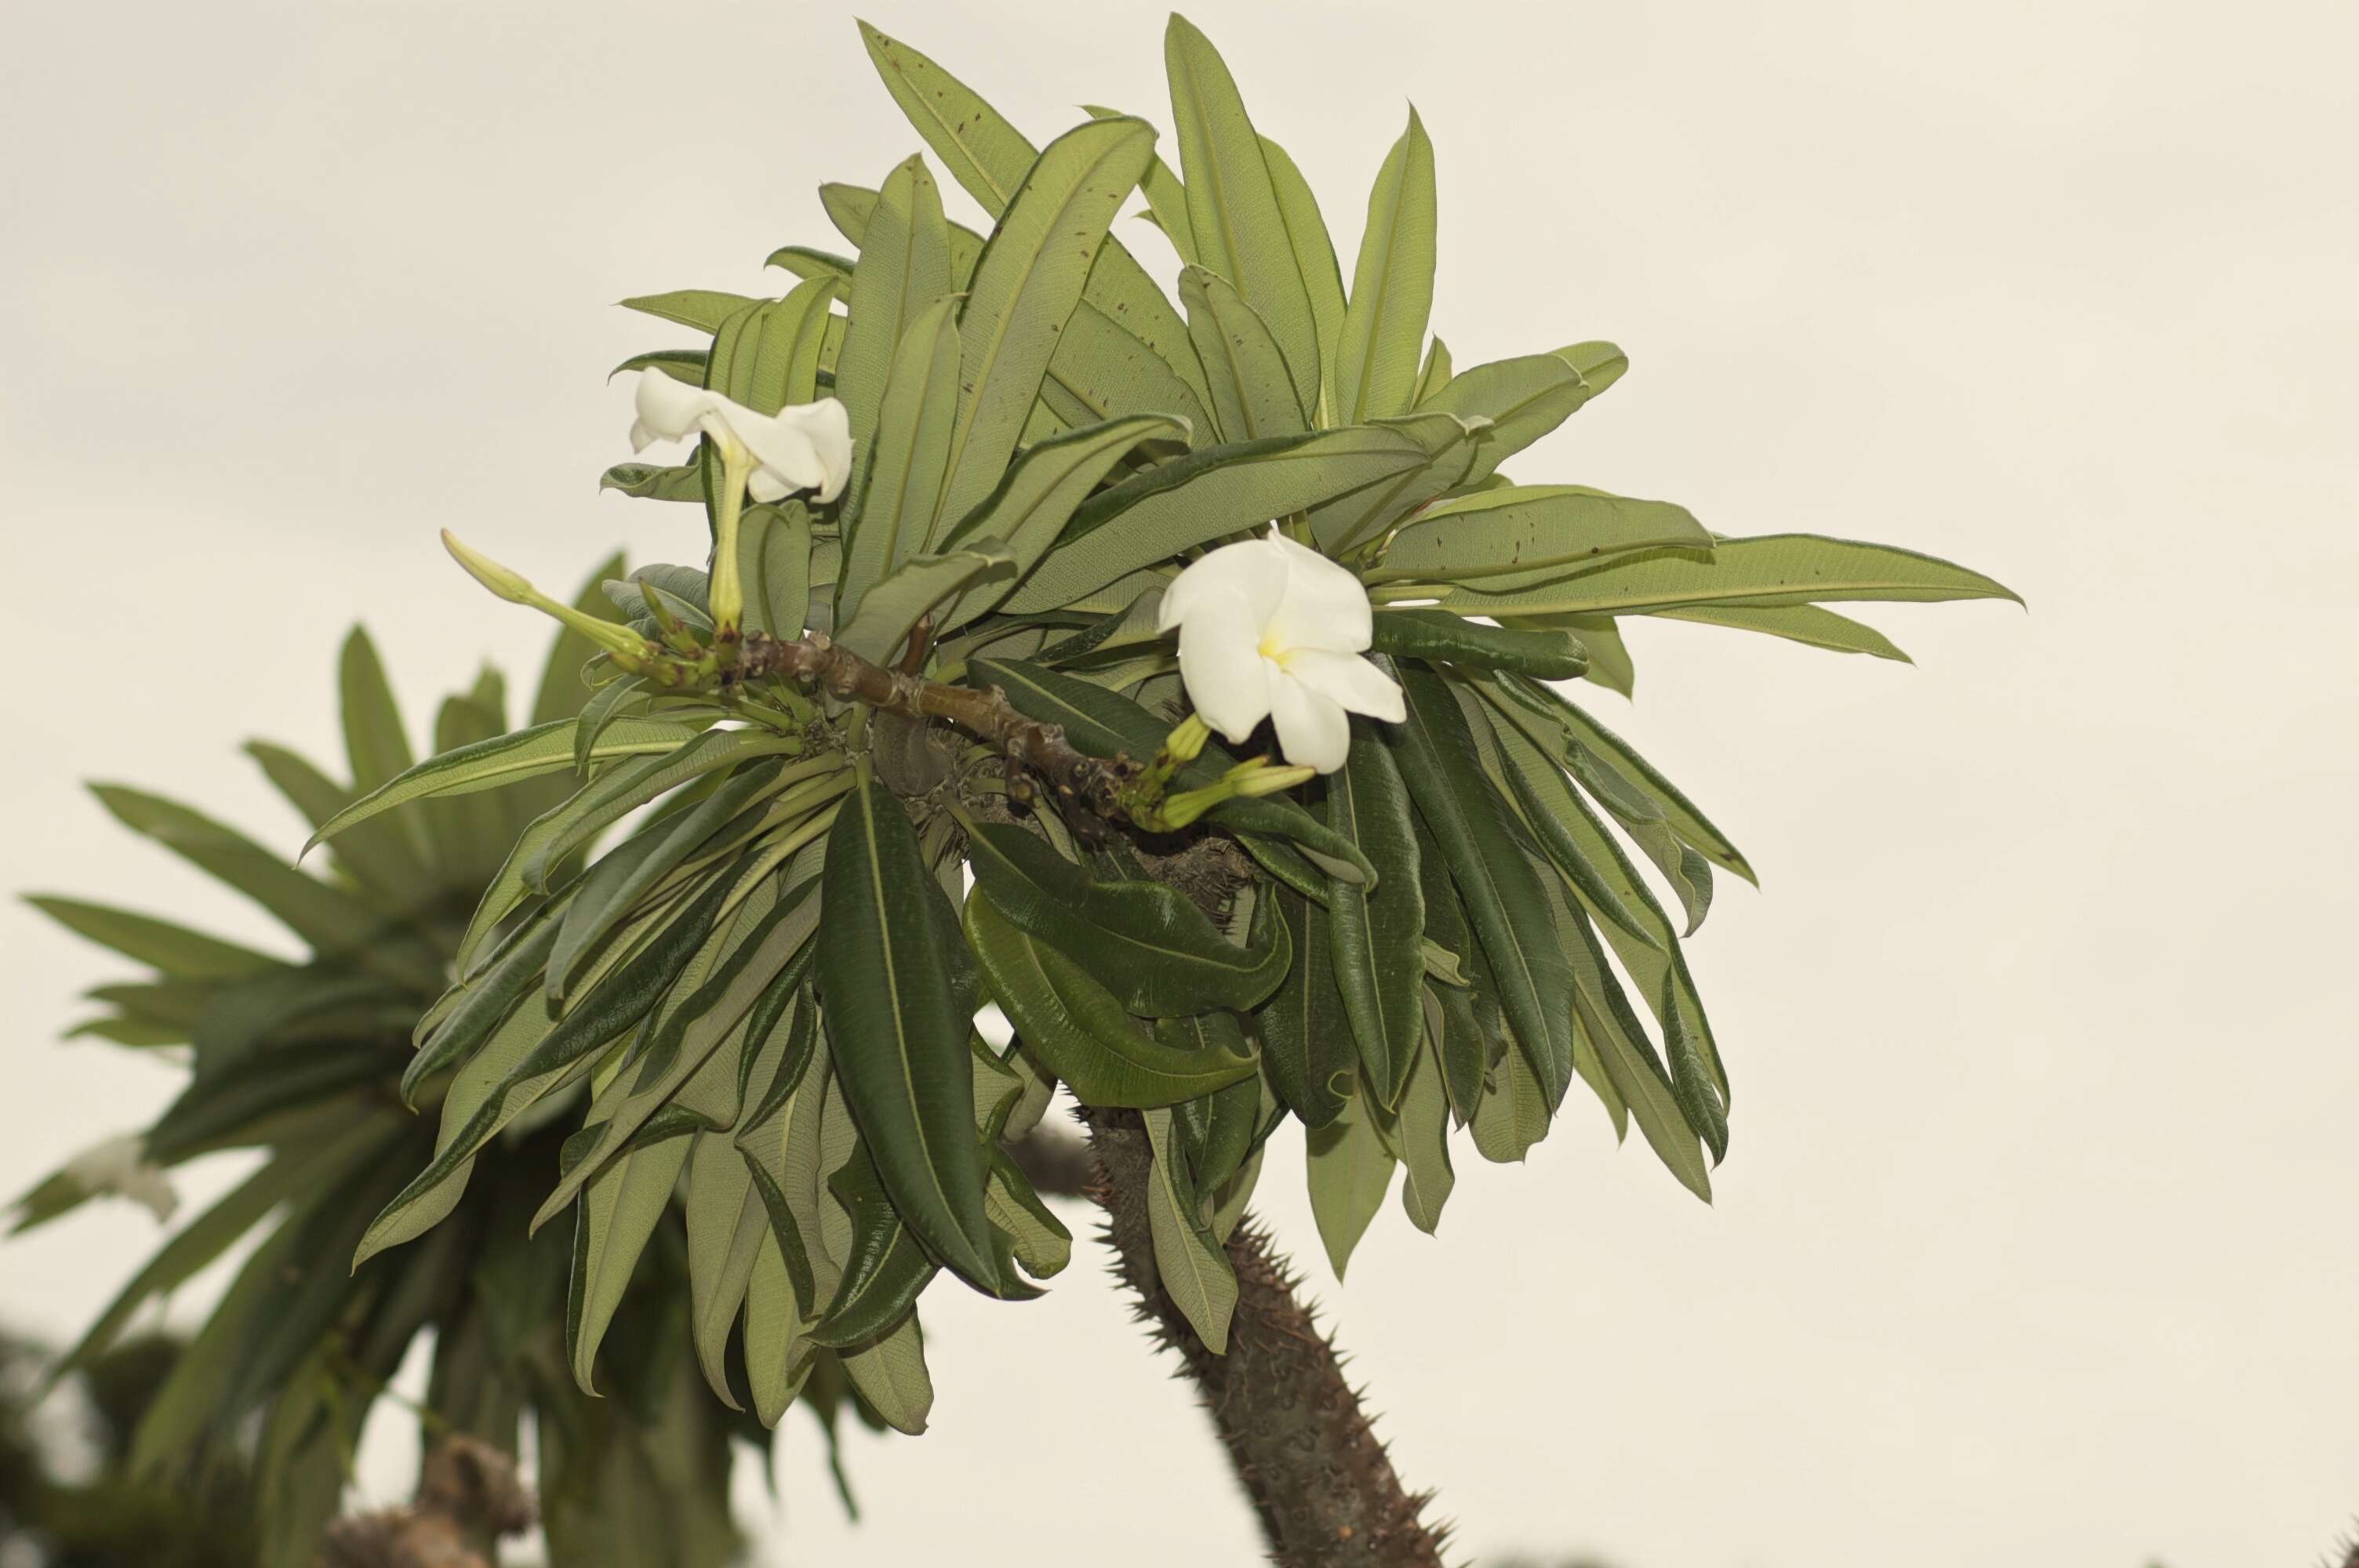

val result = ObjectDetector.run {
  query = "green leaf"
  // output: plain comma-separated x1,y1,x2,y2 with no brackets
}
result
936,115,1158,530
1323,726,1426,1107
767,245,854,283
1412,336,1453,403
1305,1091,1394,1279
620,289,756,333
965,891,1255,1105
1373,485,1714,587
300,717,696,855
856,23,1214,416
1258,134,1347,419
1252,888,1354,1128
1419,349,1604,485
838,154,954,518
1655,602,1911,660
1165,14,1320,412
1496,673,1756,885
1395,1035,1456,1233
841,1317,933,1436
1180,264,1305,442
838,543,1016,666
1561,905,1714,1199
966,659,1374,884
1143,1106,1237,1351
337,628,416,804
358,874,740,1265
1369,607,1586,679
1335,108,1437,425
812,1143,941,1348
1085,103,1197,257
1001,423,1442,614
816,777,995,1285
608,347,709,382
1306,408,1492,553
1477,696,1662,949
983,1147,1073,1279
1385,663,1573,1106
520,730,804,892
839,291,963,626
26,895,283,980
91,786,439,987
741,502,813,639
565,1120,693,1393
1437,533,2021,617
685,1134,765,1409
1469,1035,1551,1164
967,823,1289,1015
936,414,1187,628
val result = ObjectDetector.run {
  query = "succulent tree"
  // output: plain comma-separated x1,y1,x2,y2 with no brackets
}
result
12,620,885,1566
16,14,2012,1565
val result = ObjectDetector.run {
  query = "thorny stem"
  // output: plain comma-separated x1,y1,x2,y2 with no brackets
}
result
1082,1110,1448,1568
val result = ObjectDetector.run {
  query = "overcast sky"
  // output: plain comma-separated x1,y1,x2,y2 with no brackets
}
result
4,2,2355,1564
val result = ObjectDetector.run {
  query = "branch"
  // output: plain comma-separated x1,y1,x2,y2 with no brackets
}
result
736,630,1146,821
318,1436,535,1568
1084,1109,1448,1567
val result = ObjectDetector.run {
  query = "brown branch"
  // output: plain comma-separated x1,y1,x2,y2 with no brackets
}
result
736,630,1146,821
318,1436,535,1568
1004,1127,1096,1200
1084,1109,1448,1567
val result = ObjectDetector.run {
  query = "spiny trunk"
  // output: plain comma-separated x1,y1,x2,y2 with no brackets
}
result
1085,1110,1448,1567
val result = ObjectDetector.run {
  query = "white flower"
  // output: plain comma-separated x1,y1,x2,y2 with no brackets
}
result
630,366,853,506
1157,527,1405,774
61,1132,177,1224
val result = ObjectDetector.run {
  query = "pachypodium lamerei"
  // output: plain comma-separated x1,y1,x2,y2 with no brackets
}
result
16,13,2013,1563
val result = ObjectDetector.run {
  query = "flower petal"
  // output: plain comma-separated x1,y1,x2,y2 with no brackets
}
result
769,399,854,503
1159,535,1286,635
1280,648,1405,724
1177,604,1277,743
633,366,720,445
1263,531,1374,654
1267,669,1353,773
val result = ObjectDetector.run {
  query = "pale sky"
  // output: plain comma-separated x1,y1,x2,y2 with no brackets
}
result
3,2,2355,1565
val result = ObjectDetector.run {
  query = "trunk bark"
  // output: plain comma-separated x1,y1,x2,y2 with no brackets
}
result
1085,1110,1448,1567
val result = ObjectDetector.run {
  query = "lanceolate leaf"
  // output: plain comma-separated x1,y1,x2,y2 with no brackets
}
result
824,181,1210,436
1372,485,1714,587
1180,265,1306,441
967,823,1289,1016
300,718,699,856
1305,409,1490,553
1142,1106,1237,1352
1656,603,1911,660
1165,14,1321,412
1259,134,1347,418
938,414,1188,628
838,295,962,628
24,896,283,981
1385,663,1574,1107
702,281,838,529
856,23,1212,417
837,544,1016,666
1435,534,2023,618
1334,107,1437,426
1252,888,1354,1128
816,776,996,1286
1369,608,1587,679
965,891,1256,1106
1001,424,1442,614
1419,349,1605,485
529,553,632,730
1305,1091,1394,1279
936,116,1158,529
1323,726,1426,1107
836,153,954,502
619,289,757,333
